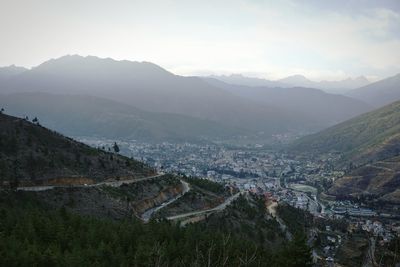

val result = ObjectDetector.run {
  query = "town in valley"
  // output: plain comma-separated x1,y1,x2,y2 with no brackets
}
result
78,137,400,264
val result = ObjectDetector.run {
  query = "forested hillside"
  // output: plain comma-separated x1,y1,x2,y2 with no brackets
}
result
0,112,154,186
0,191,312,267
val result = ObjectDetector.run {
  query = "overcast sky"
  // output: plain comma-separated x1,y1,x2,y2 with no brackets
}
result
0,0,399,81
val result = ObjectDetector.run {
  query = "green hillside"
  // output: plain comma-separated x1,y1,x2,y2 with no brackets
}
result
291,100,400,165
0,112,154,187
292,101,400,202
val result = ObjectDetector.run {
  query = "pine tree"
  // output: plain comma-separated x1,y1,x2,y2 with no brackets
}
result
113,142,120,153
283,233,313,267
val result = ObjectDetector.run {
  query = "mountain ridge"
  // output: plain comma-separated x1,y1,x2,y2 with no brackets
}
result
203,77,372,129
346,73,400,107
208,73,370,91
0,92,245,143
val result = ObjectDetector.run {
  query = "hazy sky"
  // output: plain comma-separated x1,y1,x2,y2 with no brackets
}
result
1,0,399,81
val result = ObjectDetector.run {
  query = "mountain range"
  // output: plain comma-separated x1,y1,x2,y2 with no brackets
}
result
203,77,372,128
208,72,400,110
0,55,381,142
209,73,370,93
0,55,308,136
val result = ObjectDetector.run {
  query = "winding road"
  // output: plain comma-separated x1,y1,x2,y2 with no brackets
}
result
166,192,242,221
16,174,165,192
141,180,190,222
362,236,377,267
18,174,241,226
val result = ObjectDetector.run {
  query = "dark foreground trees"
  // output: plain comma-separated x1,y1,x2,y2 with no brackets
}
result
0,192,312,267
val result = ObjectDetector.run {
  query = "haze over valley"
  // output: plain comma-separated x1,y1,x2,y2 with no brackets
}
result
0,55,387,144
1,1,400,266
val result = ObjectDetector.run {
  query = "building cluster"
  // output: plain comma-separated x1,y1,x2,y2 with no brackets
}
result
332,201,377,217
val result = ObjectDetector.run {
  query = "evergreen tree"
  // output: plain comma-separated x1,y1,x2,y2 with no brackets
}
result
113,142,120,153
280,233,313,267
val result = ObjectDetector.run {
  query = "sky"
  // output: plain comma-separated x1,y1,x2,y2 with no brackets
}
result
0,0,399,81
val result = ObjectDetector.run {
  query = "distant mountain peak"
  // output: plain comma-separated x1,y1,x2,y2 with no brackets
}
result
289,74,307,79
337,76,368,83
347,73,400,107
207,72,372,91
0,64,27,71
228,73,245,77
0,65,28,78
38,54,116,67
280,74,310,82
31,54,172,77
354,75,369,82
